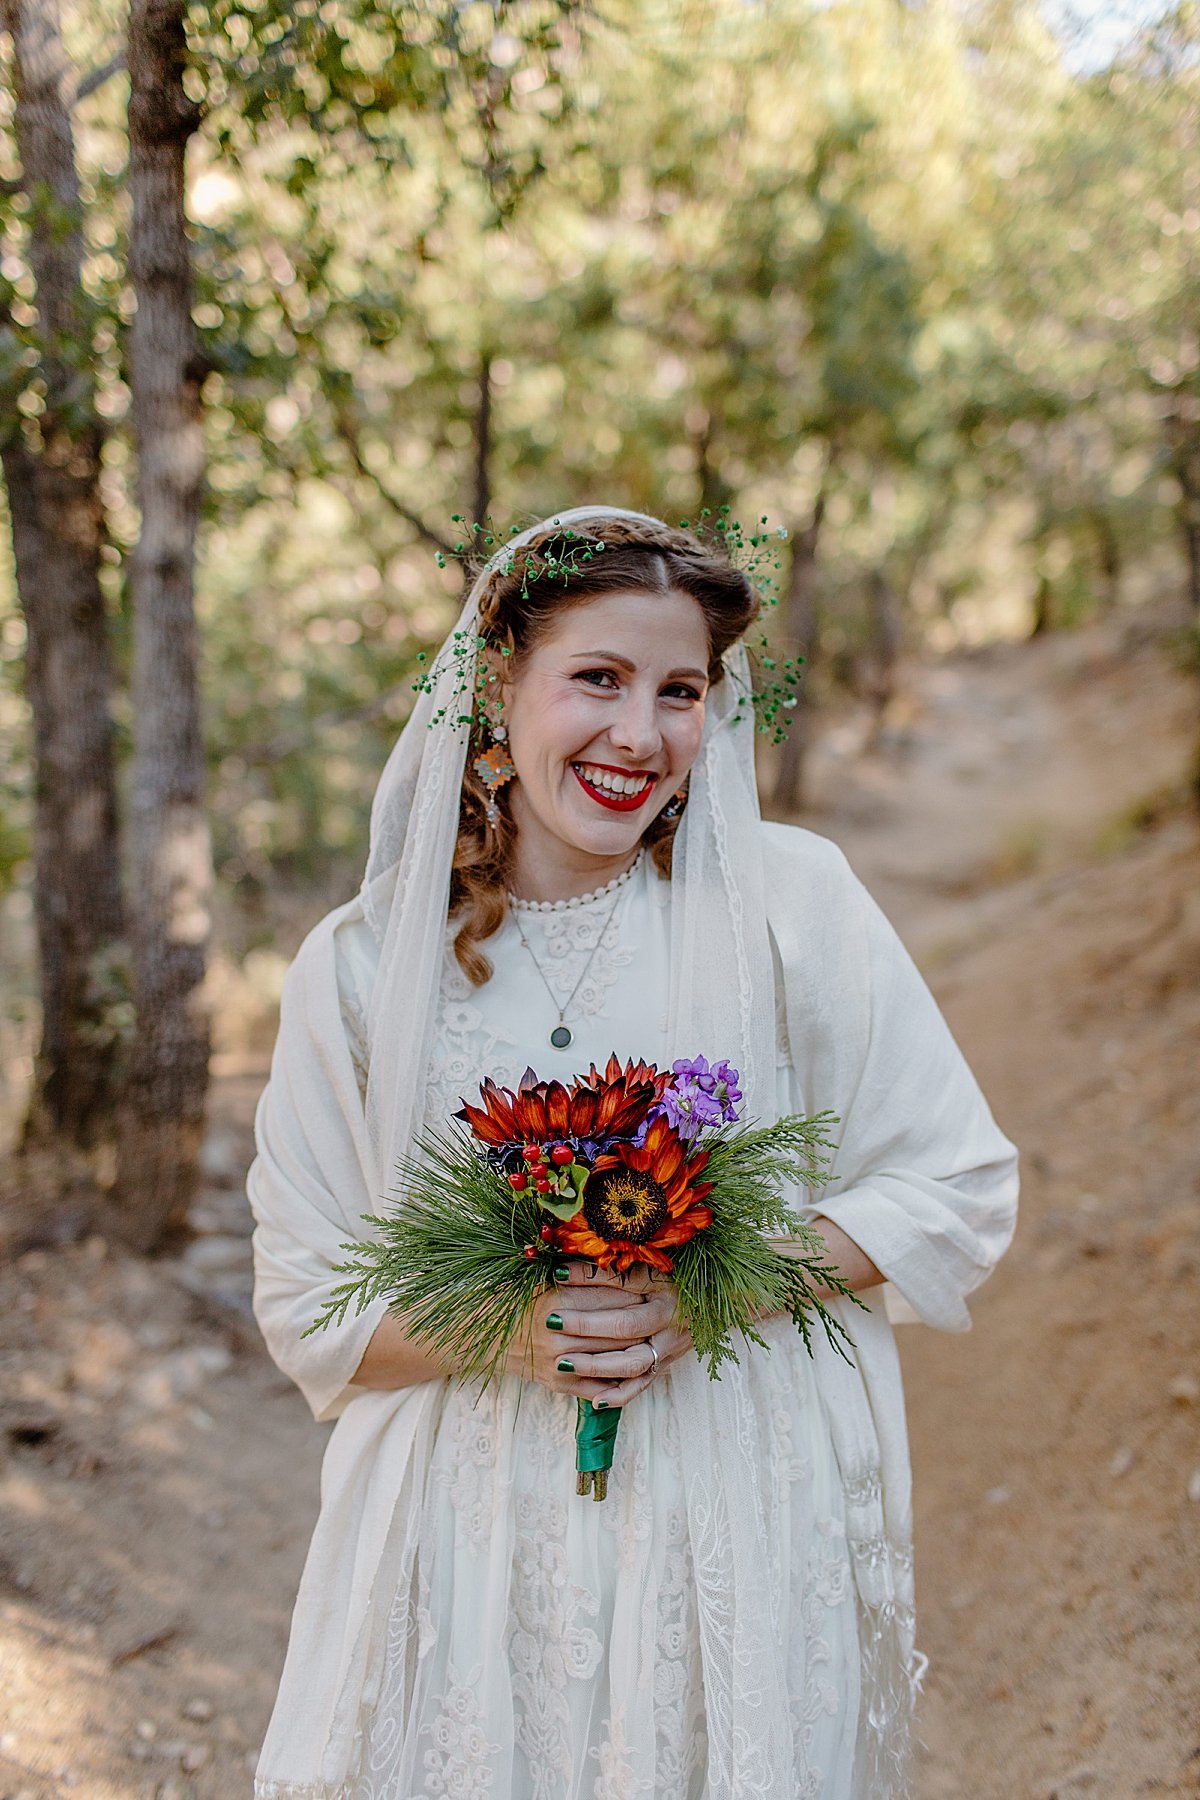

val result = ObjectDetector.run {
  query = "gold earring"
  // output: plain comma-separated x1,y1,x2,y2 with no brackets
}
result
473,734,515,829
660,782,689,820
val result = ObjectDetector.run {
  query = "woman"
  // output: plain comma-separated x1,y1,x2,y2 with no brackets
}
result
249,506,1018,1799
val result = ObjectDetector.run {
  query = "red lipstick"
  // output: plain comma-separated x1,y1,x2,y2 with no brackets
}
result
571,763,658,813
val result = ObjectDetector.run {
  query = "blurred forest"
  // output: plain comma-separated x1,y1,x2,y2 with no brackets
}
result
1,0,1199,1237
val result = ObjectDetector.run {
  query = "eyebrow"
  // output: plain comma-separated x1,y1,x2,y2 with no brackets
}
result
570,650,709,684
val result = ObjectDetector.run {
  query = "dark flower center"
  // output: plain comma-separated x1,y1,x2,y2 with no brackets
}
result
582,1165,668,1243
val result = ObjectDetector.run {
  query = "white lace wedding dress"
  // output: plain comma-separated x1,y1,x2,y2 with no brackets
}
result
329,849,863,1797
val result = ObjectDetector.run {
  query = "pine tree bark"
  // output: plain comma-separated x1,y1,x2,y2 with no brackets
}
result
1174,445,1200,616
0,0,126,1145
115,0,212,1249
864,568,902,742
472,349,492,528
771,492,825,814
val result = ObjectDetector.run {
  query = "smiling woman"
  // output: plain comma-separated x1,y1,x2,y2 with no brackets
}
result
247,506,1018,1800
503,589,708,878
451,517,758,982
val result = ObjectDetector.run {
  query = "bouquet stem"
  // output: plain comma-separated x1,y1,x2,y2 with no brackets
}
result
574,1398,621,1501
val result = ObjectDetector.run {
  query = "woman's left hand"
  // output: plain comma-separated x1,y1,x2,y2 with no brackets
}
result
552,1261,694,1409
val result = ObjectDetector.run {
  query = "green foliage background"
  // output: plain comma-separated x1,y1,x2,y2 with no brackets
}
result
1,0,1196,911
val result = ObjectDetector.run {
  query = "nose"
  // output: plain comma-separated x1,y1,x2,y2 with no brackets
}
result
608,686,662,763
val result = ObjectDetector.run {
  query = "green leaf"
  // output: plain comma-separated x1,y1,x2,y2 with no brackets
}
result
535,1192,584,1222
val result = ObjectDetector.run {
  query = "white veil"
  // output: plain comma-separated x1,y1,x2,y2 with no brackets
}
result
358,505,777,1197
343,505,909,1794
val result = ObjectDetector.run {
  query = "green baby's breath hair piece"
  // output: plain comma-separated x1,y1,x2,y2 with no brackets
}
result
681,506,799,745
415,516,609,734
435,514,608,600
414,506,801,742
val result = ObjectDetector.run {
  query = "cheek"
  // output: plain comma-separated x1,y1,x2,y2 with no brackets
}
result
669,708,706,768
509,682,595,763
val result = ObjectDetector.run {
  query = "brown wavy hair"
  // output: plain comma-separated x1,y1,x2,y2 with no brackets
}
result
449,512,759,985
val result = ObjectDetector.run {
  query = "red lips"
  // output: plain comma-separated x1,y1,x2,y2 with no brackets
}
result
571,763,658,813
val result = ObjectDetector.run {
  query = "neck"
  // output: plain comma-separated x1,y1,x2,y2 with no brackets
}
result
506,829,642,905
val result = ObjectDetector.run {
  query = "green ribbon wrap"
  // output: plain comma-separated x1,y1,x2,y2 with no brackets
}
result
574,1398,621,1500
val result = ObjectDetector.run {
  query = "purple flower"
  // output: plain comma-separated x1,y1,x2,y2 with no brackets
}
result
648,1054,743,1143
710,1059,743,1122
672,1054,716,1092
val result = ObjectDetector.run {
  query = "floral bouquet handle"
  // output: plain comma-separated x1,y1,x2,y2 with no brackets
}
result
575,1399,621,1500
307,1053,864,1502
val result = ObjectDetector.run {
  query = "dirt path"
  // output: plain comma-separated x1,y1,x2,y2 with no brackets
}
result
1,609,1197,1799
800,615,1200,1799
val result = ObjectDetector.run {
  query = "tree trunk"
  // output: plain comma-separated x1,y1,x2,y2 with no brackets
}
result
115,0,211,1250
864,567,902,742
1164,404,1200,615
691,410,734,518
771,492,825,814
1,0,127,1146
1177,454,1200,616
472,349,492,528
1090,509,1122,613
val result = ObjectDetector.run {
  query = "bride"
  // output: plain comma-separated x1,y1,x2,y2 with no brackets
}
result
248,506,1018,1799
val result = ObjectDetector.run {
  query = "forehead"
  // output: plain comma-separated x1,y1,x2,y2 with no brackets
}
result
535,587,709,656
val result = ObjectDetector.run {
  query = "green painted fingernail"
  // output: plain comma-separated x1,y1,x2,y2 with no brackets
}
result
556,1358,574,1373
546,1312,564,1331
553,1264,571,1281
595,1399,610,1410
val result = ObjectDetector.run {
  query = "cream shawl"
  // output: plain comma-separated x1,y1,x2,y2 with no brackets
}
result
248,822,1018,1797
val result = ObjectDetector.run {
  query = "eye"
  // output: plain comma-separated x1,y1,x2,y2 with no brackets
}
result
664,682,703,702
574,668,619,689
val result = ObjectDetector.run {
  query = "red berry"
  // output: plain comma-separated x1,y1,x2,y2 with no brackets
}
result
550,1143,574,1165
522,1244,538,1260
539,1223,554,1241
523,1143,543,1163
534,1176,551,1193
507,1171,528,1191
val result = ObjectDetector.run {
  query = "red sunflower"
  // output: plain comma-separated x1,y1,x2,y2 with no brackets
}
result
454,1055,669,1149
553,1113,715,1275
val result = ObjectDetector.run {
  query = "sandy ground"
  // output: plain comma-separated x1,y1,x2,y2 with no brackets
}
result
1,606,1197,1799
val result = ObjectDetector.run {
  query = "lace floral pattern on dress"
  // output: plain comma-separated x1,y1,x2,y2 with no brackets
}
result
422,887,636,1131
268,857,893,1800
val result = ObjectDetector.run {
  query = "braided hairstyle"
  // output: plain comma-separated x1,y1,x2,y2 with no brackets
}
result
450,513,759,985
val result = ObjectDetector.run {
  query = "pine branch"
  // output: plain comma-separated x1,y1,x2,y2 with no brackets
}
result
304,1112,863,1388
304,1128,550,1387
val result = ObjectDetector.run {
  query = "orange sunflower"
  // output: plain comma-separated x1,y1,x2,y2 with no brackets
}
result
454,1054,670,1148
553,1113,715,1274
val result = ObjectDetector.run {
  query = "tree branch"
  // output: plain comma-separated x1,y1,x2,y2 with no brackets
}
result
74,52,126,105
332,409,456,556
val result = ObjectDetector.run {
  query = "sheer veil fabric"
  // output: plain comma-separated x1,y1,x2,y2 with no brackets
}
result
360,508,803,1786
358,506,776,1203
250,507,1019,1798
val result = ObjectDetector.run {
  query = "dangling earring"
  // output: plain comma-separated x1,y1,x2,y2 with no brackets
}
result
473,721,514,829
660,780,689,821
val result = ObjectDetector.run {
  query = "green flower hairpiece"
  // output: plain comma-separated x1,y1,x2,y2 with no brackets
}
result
412,517,609,732
413,507,801,743
679,505,798,745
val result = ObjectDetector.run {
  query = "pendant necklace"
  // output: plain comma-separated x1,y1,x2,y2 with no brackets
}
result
510,857,639,1051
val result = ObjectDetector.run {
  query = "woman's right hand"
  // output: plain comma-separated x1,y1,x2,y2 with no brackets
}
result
502,1264,679,1404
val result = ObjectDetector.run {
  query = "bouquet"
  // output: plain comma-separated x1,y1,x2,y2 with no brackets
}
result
307,1053,861,1500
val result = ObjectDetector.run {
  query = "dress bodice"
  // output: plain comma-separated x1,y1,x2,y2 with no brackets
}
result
422,848,673,1130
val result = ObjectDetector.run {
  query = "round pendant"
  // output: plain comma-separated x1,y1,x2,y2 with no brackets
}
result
550,1024,573,1050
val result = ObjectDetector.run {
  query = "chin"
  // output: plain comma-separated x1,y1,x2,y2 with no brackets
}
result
563,818,647,857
